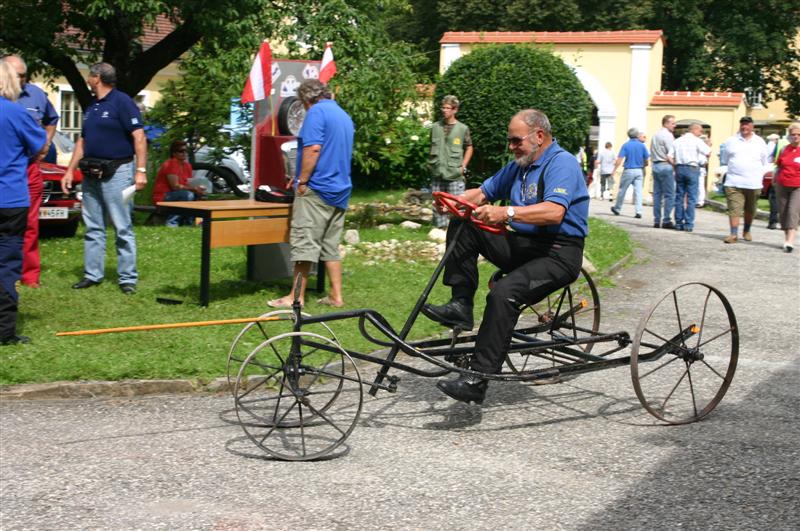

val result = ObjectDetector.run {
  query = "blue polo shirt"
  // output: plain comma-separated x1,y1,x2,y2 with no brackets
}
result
0,97,47,208
618,138,649,169
480,141,589,237
81,88,143,159
17,83,59,127
295,99,354,209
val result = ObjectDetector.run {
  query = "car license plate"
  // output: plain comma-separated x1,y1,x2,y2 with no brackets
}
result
39,207,69,219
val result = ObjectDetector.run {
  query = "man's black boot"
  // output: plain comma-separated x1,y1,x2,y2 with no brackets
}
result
436,373,487,405
421,299,474,330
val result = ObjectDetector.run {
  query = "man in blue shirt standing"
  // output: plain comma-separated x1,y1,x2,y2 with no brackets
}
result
611,127,650,218
423,109,589,405
61,63,147,295
267,79,354,309
0,61,47,345
3,55,60,288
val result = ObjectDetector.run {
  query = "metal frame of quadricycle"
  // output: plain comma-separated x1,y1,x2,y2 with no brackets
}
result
230,193,739,460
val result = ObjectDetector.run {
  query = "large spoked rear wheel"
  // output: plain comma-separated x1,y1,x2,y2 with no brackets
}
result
234,331,363,461
506,268,601,373
631,282,738,424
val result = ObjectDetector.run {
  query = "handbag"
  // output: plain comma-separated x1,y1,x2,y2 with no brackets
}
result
78,157,132,179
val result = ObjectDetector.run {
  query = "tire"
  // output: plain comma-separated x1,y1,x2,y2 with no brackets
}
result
277,96,306,136
192,163,247,197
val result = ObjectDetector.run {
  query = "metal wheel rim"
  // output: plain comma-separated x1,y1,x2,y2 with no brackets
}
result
234,331,363,461
631,282,738,424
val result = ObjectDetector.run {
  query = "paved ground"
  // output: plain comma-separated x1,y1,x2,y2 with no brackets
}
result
2,198,798,530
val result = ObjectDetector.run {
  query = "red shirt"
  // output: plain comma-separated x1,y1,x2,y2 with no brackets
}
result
152,158,193,203
776,144,800,187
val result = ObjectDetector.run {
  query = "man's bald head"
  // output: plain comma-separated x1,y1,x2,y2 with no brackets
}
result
2,55,26,77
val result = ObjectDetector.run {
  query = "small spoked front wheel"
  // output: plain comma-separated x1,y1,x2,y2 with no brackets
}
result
234,331,363,461
631,282,738,424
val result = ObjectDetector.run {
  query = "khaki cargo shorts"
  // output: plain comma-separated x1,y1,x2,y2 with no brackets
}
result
724,186,760,218
290,188,345,263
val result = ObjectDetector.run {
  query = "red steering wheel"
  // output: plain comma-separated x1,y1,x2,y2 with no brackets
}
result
433,191,507,235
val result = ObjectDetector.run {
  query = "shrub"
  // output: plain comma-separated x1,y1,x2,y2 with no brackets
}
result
435,44,592,177
352,108,431,190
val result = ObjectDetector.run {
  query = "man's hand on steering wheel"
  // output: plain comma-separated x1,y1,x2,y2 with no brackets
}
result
474,204,509,225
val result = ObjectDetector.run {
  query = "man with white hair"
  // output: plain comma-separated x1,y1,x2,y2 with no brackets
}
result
611,127,650,218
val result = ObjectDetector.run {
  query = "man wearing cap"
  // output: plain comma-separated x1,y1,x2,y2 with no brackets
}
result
611,128,650,218
720,117,768,243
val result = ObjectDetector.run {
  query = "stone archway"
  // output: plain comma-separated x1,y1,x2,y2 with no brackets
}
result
571,66,617,151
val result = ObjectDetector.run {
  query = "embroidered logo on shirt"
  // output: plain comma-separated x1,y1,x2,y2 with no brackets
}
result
131,118,139,125
101,111,109,118
453,138,461,145
553,187,567,194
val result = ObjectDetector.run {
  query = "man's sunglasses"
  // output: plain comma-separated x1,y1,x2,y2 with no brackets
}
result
507,130,539,146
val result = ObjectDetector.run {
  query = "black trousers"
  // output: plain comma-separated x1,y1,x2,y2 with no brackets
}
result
0,207,28,341
443,219,584,374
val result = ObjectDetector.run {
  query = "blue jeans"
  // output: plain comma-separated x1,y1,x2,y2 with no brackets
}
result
163,189,197,227
652,162,675,224
614,168,644,214
80,162,138,284
674,165,700,230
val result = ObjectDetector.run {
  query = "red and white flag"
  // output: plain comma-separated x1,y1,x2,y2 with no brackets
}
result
241,41,272,104
319,42,336,83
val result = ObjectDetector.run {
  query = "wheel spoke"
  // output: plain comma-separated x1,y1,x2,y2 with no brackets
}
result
659,366,689,412
298,402,307,457
696,327,735,349
698,358,728,381
304,400,348,436
642,327,686,354
260,398,299,445
638,354,681,380
236,366,283,401
694,289,713,348
686,363,699,417
672,290,685,349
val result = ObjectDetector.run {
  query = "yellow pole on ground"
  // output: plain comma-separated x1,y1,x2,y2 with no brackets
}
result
56,315,289,337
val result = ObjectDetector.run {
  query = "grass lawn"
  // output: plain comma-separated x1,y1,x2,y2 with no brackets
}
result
2,198,632,385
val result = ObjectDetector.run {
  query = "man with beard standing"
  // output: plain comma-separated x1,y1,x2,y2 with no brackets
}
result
422,109,589,404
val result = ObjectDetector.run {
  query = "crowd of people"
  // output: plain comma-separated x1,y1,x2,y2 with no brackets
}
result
594,113,797,250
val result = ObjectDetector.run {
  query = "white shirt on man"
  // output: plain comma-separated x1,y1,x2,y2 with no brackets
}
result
670,132,712,166
721,133,768,189
597,148,616,174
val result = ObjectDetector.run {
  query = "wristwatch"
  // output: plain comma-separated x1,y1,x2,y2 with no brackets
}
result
506,206,516,223
135,167,147,173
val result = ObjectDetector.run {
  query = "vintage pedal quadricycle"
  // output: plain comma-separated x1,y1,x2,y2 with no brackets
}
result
225,192,739,461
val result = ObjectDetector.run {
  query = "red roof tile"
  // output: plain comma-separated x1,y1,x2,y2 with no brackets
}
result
650,91,746,107
440,30,664,45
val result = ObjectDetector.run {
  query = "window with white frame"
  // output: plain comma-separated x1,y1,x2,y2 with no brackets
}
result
59,90,82,142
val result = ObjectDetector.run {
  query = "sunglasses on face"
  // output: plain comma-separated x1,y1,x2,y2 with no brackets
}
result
507,130,539,147
175,149,187,153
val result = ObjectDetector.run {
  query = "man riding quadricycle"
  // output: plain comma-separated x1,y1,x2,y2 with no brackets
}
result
227,110,738,461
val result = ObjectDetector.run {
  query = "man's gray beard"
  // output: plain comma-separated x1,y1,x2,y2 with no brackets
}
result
514,145,540,167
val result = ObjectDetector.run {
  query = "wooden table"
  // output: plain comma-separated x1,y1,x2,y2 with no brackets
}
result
156,200,322,306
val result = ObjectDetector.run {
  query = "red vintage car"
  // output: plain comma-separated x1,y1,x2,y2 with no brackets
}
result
39,162,83,237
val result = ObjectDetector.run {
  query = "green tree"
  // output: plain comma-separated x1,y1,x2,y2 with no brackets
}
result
435,44,592,177
0,0,282,107
281,0,426,183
